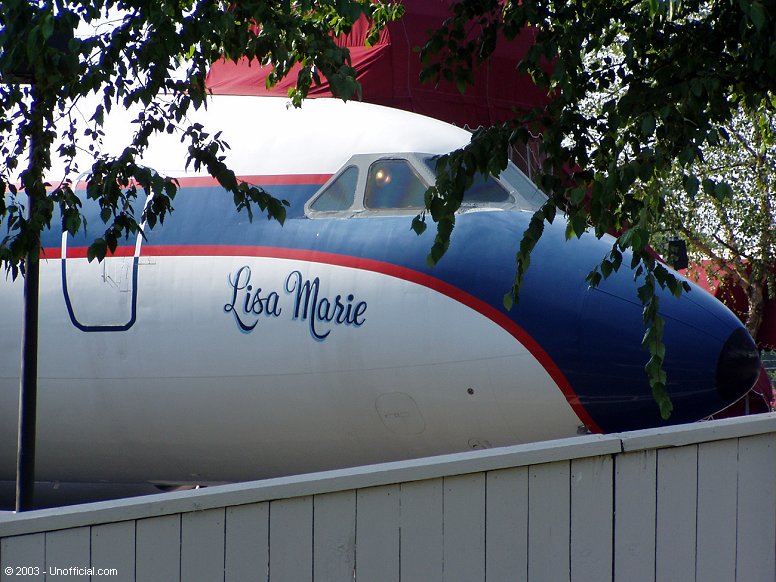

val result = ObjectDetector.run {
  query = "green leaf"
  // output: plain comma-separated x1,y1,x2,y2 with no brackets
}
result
586,270,602,287
87,239,108,263
568,211,587,239
618,229,634,249
637,282,654,304
713,181,733,202
63,213,81,235
640,114,656,136
682,174,699,198
658,395,673,420
610,249,622,271
569,186,586,205
411,215,427,235
749,2,766,30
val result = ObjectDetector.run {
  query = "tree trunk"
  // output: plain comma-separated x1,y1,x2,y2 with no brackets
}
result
746,280,765,343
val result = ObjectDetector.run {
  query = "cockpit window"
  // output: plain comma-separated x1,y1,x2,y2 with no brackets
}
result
423,155,547,210
364,159,427,209
460,173,511,203
309,166,358,212
422,156,509,204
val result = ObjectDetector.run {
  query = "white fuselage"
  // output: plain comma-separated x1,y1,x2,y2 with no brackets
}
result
0,97,584,486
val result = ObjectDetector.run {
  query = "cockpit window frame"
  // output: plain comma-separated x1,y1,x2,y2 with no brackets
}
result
304,152,545,219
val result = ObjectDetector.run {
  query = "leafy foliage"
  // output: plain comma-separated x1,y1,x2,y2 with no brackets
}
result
0,0,402,276
655,100,776,343
417,0,776,417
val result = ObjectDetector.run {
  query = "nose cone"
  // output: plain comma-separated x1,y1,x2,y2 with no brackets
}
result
716,327,761,402
572,266,761,432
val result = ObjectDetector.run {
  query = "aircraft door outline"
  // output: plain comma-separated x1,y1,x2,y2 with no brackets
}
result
61,215,144,333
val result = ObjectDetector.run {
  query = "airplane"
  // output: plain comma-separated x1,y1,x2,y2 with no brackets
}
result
0,95,763,504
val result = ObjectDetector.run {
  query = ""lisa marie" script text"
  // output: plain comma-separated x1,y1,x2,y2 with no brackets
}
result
224,265,367,340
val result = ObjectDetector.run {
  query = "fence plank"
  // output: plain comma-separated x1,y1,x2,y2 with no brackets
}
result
736,433,776,582
135,514,181,582
0,533,45,582
570,456,613,582
444,474,486,582
400,479,443,582
269,496,312,581
313,490,356,582
485,467,528,582
225,503,269,582
528,461,570,582
46,527,90,581
181,509,226,582
91,520,135,582
696,439,738,581
614,450,656,582
355,485,399,582
655,446,698,582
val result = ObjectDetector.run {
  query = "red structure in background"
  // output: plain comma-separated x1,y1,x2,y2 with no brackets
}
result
206,1,550,130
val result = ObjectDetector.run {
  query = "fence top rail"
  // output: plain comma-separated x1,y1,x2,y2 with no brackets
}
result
1,413,774,538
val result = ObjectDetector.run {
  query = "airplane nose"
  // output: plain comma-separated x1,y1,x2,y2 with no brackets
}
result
716,327,760,402
554,252,763,432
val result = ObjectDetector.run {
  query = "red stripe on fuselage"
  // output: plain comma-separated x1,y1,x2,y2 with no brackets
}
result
65,173,332,190
42,247,135,260
51,243,602,433
173,174,332,187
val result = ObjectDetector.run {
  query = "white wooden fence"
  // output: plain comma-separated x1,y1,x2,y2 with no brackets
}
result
1,413,774,582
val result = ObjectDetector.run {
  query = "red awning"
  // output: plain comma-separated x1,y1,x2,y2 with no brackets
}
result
206,0,550,128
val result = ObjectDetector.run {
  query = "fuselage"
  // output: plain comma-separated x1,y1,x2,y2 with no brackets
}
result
0,96,760,486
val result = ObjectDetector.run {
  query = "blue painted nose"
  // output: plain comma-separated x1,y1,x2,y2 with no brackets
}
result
571,265,761,432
